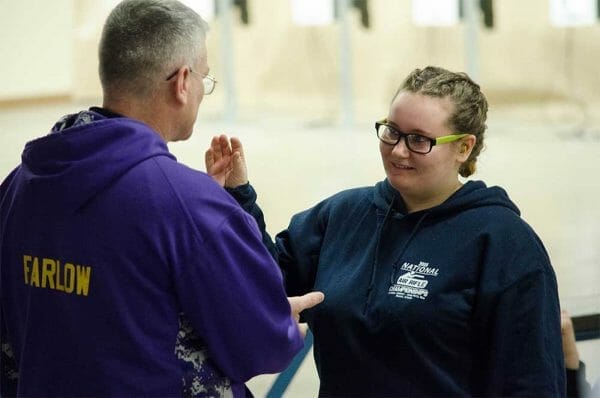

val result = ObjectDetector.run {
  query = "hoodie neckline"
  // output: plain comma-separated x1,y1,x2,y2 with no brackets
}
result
21,114,174,212
374,178,520,218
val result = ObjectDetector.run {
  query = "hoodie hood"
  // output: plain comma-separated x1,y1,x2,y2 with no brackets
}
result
20,111,174,212
373,178,520,218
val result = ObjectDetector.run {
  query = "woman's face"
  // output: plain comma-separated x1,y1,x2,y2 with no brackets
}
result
380,91,464,203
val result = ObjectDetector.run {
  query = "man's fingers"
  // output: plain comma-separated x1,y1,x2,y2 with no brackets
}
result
289,291,325,315
302,291,325,309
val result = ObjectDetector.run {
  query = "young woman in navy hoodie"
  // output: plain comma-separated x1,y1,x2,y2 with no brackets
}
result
206,66,565,397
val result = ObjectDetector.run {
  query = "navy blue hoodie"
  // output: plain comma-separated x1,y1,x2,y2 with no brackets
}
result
0,110,303,397
229,179,565,397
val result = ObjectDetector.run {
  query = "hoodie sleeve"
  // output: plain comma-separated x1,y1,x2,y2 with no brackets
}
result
274,207,326,297
1,170,19,396
227,183,326,297
226,183,278,259
172,201,304,383
475,227,565,396
1,310,18,397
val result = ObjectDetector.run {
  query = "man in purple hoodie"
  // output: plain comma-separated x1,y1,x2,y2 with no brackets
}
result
0,1,323,396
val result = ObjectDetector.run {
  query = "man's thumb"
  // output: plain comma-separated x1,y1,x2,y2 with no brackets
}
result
295,291,324,312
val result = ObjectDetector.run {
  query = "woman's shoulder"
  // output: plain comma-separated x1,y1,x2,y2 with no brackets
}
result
295,185,375,222
330,185,374,201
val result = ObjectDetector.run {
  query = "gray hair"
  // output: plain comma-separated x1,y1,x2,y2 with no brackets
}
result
99,0,209,98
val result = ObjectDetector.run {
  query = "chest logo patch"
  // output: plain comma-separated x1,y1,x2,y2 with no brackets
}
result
388,261,439,300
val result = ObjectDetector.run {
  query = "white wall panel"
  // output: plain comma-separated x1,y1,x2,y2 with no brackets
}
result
0,0,74,100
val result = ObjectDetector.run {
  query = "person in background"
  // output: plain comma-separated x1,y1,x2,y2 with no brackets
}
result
0,1,322,396
562,309,594,398
206,66,565,396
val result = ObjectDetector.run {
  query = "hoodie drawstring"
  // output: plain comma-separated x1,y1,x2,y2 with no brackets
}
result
363,198,395,315
363,200,429,315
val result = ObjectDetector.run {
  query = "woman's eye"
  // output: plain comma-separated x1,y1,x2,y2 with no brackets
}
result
386,127,400,138
411,135,432,144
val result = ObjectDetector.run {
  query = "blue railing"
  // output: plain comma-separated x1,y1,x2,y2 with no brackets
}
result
266,331,314,398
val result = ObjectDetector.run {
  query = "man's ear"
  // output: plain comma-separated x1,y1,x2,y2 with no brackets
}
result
171,67,191,105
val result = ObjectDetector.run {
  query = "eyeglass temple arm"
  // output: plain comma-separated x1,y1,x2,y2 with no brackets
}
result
435,133,469,145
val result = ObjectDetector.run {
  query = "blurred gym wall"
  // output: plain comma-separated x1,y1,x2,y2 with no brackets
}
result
1,0,599,121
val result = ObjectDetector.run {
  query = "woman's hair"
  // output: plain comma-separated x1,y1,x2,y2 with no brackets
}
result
393,66,488,177
99,0,209,99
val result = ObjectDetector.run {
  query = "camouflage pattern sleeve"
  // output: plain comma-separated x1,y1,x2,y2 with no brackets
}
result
1,314,19,396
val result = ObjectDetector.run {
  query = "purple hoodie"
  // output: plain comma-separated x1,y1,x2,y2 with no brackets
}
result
0,110,303,397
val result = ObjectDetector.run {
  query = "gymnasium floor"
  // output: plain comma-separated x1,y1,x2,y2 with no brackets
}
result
1,99,598,396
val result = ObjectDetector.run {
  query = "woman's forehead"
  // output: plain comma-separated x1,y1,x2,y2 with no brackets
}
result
389,92,453,128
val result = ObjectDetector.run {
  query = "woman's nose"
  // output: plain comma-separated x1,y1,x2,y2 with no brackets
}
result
391,137,410,157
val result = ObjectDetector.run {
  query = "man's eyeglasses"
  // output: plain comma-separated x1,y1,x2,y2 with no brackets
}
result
165,66,217,95
375,119,468,155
